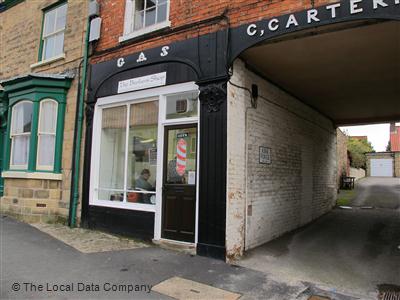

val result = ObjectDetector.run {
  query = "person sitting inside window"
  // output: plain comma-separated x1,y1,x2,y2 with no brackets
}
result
135,169,155,203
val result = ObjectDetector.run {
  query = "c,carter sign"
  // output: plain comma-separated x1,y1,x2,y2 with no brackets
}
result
246,0,399,37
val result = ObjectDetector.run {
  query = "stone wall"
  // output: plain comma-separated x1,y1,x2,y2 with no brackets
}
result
0,0,87,223
1,179,62,223
226,59,337,258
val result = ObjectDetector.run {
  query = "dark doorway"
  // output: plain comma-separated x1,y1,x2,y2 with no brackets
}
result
162,124,197,242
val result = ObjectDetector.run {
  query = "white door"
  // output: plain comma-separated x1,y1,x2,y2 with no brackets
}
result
370,159,393,177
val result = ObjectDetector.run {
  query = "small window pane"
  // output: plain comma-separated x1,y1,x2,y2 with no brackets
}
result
135,0,145,11
98,106,127,195
53,32,64,57
133,10,144,30
43,9,56,36
43,36,55,60
145,7,156,27
146,0,156,9
166,91,198,120
39,101,57,133
12,135,30,166
38,135,55,167
166,127,197,184
158,0,167,4
157,3,167,23
12,102,32,134
55,4,67,31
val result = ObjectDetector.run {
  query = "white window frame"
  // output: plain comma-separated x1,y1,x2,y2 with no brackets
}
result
41,3,68,61
90,82,199,215
36,99,58,171
119,0,171,43
10,101,33,170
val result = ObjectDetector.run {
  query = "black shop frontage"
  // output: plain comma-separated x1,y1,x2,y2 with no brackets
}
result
82,0,400,260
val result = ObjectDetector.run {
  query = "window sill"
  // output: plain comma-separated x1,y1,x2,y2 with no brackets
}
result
30,53,66,69
2,171,62,181
119,21,171,43
90,199,156,213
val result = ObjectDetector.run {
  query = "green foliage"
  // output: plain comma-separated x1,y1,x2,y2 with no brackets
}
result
347,138,374,169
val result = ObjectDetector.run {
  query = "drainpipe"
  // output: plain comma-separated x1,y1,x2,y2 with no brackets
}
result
69,16,91,228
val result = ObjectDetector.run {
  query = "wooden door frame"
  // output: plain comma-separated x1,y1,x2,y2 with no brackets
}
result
161,123,198,242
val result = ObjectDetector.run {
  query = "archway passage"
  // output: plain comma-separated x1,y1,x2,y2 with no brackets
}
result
240,20,400,125
227,20,400,296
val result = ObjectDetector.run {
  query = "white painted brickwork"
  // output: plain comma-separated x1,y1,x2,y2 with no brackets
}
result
226,59,337,258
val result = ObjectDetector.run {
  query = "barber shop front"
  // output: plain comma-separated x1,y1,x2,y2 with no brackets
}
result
83,0,399,261
89,79,199,243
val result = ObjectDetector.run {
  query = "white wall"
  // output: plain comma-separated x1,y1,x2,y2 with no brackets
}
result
226,59,337,259
349,167,366,181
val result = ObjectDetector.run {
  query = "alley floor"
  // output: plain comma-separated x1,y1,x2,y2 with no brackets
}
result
237,177,400,298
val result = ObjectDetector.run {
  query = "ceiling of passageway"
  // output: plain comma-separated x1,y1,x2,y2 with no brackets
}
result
240,21,400,126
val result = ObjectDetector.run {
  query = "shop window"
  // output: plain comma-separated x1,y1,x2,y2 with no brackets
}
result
40,2,67,61
10,101,32,169
166,91,198,120
121,0,170,41
97,100,158,205
37,100,58,170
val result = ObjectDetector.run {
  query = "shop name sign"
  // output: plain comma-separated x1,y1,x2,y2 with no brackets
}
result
246,0,399,37
117,72,167,94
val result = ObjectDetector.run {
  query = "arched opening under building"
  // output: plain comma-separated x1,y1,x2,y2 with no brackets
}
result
226,19,400,294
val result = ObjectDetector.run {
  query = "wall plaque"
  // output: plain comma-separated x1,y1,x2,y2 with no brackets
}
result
259,146,271,164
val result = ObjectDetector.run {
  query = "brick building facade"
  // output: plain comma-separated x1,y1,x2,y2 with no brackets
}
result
0,0,87,223
82,0,399,261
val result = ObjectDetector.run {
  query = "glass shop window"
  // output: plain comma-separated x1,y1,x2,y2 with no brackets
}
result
97,100,158,205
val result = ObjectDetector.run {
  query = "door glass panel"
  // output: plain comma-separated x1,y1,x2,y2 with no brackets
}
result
165,127,197,185
127,101,158,204
98,105,126,201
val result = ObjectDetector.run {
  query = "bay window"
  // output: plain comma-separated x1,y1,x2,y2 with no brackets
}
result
1,74,71,177
10,101,33,169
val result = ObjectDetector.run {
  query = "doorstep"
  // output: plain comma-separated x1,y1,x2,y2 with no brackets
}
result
153,238,196,255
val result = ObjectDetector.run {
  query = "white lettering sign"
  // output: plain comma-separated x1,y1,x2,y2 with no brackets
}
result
137,52,147,63
160,46,170,57
117,58,125,68
245,0,395,38
117,72,167,94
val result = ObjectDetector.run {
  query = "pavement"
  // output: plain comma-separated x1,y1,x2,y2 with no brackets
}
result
0,214,347,300
1,177,398,299
237,177,400,298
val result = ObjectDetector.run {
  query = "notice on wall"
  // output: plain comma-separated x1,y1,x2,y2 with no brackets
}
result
259,146,271,164
188,171,196,185
149,148,157,166
117,72,166,94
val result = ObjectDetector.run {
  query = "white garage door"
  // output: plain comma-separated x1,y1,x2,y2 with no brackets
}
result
370,159,393,177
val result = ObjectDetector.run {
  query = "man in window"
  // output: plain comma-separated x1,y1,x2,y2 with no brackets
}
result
135,169,155,203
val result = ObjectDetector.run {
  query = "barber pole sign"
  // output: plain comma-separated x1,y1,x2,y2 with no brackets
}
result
176,138,187,176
